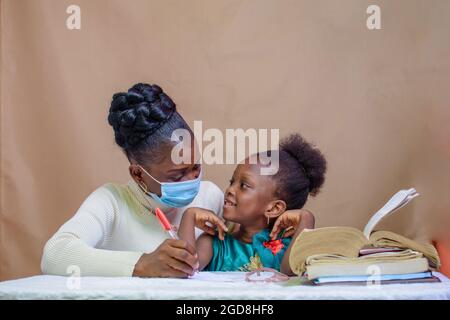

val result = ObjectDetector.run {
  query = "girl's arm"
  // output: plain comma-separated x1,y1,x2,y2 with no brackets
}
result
178,208,227,270
178,208,198,248
196,234,214,270
280,210,315,275
270,209,314,239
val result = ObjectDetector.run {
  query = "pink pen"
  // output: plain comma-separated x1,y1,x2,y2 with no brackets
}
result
155,207,179,240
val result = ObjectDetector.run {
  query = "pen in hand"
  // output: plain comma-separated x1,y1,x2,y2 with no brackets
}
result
155,207,199,274
155,207,179,239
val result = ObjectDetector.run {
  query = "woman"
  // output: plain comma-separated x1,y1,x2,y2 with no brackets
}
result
41,83,309,278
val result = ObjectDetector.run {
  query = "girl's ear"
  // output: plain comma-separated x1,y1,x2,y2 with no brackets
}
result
264,200,287,220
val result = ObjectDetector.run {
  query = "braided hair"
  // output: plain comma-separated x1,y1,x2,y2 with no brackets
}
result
107,83,191,163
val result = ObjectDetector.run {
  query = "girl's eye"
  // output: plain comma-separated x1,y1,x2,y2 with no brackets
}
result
229,179,234,185
240,182,249,189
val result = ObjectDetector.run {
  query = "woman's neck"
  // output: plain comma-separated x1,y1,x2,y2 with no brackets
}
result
232,224,265,244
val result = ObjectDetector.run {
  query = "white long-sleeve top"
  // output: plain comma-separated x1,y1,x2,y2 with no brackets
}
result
41,180,224,277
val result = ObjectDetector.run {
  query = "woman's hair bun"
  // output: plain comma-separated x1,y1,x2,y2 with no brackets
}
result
107,83,176,150
280,134,327,196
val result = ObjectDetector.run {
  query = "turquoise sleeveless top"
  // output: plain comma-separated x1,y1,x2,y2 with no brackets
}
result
204,229,292,272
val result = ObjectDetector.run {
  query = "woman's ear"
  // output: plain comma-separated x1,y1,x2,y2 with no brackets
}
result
264,200,287,220
129,164,143,182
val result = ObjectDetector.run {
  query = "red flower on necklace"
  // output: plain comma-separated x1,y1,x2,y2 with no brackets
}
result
262,239,285,256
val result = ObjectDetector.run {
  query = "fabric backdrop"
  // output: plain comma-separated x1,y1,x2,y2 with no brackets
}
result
1,0,449,281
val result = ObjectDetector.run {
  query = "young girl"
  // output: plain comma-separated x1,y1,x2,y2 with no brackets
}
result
178,134,327,275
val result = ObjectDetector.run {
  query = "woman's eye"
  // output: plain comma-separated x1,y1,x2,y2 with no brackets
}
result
240,182,249,189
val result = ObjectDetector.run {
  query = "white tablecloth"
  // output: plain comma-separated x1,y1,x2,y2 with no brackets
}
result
1,272,449,300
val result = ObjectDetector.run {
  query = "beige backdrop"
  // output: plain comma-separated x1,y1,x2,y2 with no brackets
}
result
1,0,449,281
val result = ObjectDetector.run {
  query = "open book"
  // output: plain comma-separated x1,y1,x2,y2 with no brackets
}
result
289,188,441,276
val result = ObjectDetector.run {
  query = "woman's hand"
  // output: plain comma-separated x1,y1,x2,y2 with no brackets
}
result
185,208,228,240
270,209,315,240
132,239,199,278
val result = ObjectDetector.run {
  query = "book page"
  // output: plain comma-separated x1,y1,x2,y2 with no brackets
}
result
362,188,419,239
188,272,247,282
370,230,441,268
188,271,279,282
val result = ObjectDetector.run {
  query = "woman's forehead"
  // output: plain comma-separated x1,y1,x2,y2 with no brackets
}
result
160,138,200,162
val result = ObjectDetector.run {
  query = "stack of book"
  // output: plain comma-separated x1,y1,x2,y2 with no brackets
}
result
289,188,441,286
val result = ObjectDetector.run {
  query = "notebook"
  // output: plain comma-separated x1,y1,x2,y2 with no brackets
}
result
305,250,429,280
312,272,440,286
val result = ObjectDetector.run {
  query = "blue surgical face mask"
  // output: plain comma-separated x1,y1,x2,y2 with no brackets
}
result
138,165,202,208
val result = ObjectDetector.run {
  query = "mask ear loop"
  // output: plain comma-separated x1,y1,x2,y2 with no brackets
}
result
133,165,158,216
138,164,203,184
245,267,290,283
134,182,156,217
137,164,162,184
135,164,162,216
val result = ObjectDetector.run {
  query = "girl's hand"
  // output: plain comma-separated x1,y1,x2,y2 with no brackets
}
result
270,209,314,240
186,208,229,240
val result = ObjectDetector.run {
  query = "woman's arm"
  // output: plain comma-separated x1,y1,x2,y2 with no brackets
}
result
42,185,198,278
41,186,144,276
42,233,144,277
280,210,315,275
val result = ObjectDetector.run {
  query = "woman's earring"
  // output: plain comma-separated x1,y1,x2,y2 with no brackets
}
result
267,216,270,225
138,181,148,194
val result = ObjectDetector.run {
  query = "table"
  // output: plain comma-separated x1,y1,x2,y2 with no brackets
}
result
1,272,449,300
